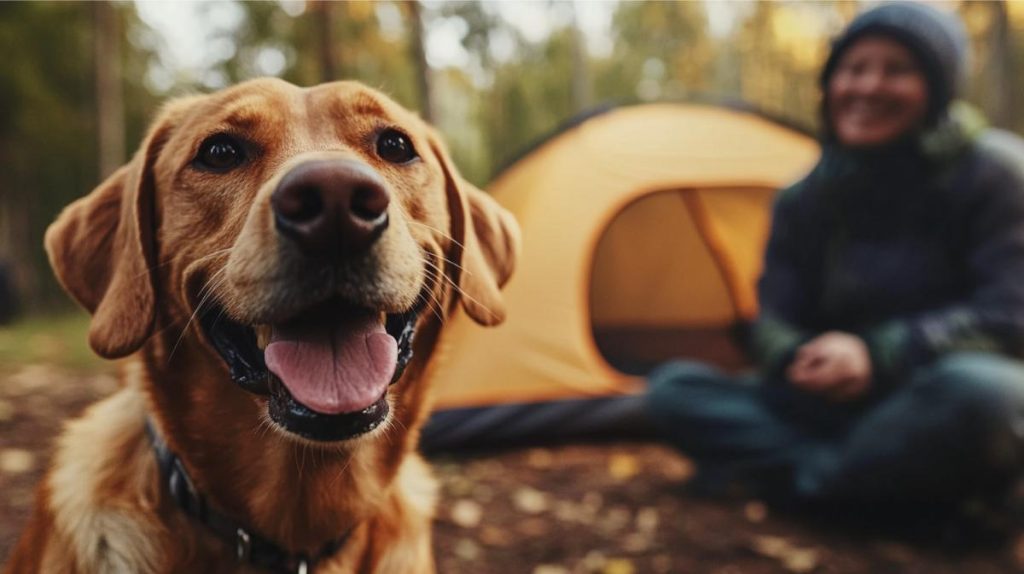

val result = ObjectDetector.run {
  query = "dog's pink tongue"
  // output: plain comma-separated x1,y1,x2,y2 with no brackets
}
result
264,311,397,414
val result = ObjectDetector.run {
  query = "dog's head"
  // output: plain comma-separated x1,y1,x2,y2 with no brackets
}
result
45,78,519,443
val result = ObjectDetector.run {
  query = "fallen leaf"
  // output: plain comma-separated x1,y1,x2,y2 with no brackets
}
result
744,501,768,523
554,500,585,523
533,565,569,574
454,538,481,561
608,453,640,481
0,448,35,474
450,499,483,528
526,448,554,469
600,505,632,534
603,558,636,574
783,550,819,573
752,535,788,557
636,507,659,533
581,550,607,571
751,535,820,573
513,487,550,514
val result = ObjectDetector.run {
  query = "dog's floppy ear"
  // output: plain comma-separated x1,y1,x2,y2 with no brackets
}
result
45,108,176,358
429,136,520,326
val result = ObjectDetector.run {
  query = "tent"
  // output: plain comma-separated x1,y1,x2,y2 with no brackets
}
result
428,102,819,414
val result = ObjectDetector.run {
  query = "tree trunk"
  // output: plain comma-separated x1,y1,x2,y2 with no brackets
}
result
405,1,434,122
985,1,1012,128
569,2,591,114
94,0,124,178
312,0,337,83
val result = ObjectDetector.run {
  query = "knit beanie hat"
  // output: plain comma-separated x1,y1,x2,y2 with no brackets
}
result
820,2,968,125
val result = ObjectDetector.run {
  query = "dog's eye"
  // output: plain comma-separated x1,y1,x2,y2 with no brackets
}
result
376,129,418,164
195,134,245,172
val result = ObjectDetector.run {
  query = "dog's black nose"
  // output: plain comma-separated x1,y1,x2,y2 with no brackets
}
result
271,159,390,257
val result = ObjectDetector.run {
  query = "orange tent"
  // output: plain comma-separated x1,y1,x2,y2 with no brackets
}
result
429,103,819,411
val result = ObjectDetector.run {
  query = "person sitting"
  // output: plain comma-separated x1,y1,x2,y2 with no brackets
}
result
648,2,1024,515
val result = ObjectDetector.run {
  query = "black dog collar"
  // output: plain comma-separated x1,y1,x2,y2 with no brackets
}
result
145,420,354,574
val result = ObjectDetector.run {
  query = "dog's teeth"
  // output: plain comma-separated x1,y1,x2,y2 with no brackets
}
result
256,325,272,350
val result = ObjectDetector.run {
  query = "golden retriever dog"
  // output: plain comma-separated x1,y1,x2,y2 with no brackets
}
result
4,78,518,574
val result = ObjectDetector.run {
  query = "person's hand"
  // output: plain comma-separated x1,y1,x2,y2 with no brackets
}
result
786,331,872,402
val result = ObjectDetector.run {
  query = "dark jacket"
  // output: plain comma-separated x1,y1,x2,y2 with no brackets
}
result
752,109,1024,388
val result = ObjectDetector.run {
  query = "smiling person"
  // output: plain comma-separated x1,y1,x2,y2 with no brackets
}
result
648,3,1024,518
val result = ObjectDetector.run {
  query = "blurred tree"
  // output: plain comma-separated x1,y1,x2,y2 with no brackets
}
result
9,0,1024,317
0,2,157,311
485,25,578,172
431,0,509,181
568,1,591,114
595,0,712,103
439,0,503,76
94,1,125,179
961,1,1012,128
312,0,337,82
0,2,95,309
329,2,417,108
1007,2,1024,135
403,1,435,122
438,2,589,175
732,2,831,129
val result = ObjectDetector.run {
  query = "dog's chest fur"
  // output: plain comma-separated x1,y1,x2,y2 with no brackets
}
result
40,365,437,574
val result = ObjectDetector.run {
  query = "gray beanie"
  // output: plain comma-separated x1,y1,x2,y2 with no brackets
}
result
820,2,968,123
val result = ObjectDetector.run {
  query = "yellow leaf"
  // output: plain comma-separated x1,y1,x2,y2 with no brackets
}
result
603,558,636,574
608,453,639,481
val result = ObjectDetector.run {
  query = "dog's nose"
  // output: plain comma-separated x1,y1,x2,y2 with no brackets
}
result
271,159,390,257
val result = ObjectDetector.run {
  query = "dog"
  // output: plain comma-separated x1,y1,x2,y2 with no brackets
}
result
4,78,519,574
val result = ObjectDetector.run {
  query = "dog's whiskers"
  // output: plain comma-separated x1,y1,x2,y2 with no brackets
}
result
167,267,230,364
134,247,233,282
431,252,470,276
421,257,500,320
419,260,450,319
407,220,468,253
415,260,447,324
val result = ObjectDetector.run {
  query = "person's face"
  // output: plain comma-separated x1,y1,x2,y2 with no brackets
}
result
827,35,930,148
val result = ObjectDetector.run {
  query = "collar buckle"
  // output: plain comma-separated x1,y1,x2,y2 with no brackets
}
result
235,527,252,562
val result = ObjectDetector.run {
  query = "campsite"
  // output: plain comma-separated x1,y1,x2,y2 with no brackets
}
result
3,101,1024,572
6,1,1024,572
430,102,817,414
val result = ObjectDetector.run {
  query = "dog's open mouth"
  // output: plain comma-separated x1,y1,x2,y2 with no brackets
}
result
199,299,419,442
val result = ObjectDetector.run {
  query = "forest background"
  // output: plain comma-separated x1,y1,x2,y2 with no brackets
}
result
0,0,1020,314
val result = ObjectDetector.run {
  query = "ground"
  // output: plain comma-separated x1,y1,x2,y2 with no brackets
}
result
2,319,1024,572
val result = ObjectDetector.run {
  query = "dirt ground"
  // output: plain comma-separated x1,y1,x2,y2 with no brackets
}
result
2,364,1024,573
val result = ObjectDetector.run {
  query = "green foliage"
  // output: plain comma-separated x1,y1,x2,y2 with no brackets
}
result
213,2,419,108
596,0,712,102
